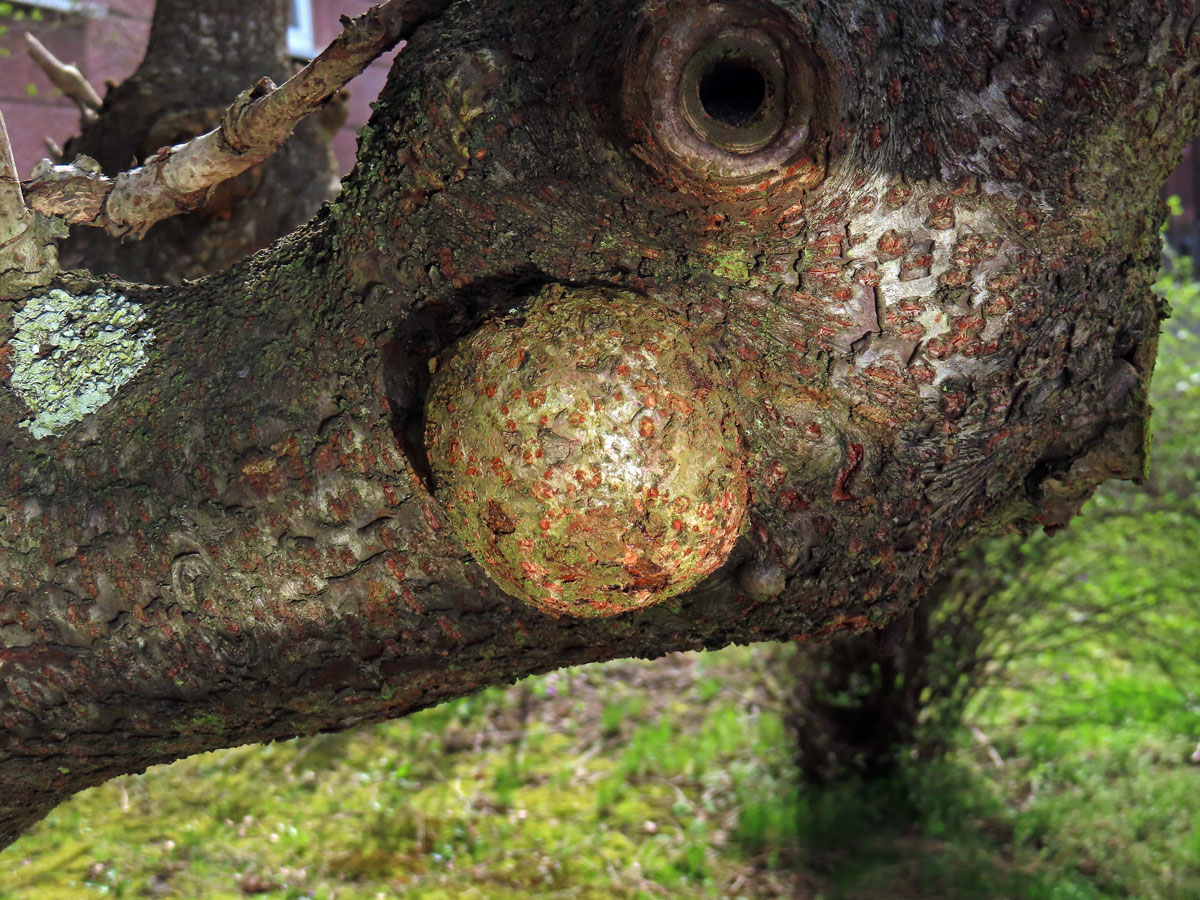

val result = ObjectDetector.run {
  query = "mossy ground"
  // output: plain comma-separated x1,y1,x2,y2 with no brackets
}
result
4,628,1197,899
3,650,814,900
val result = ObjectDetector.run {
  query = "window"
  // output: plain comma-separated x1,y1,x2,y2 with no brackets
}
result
287,0,315,59
11,0,106,14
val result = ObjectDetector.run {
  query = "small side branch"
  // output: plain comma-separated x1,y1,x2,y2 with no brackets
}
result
0,110,60,299
22,0,450,238
24,33,102,124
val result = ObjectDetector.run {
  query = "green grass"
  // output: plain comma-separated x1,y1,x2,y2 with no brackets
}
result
2,651,814,900
5,600,1198,900
10,629,1194,899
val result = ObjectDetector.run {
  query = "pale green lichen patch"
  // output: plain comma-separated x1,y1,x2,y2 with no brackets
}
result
9,288,154,438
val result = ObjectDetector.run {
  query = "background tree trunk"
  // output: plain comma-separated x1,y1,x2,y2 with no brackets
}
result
58,0,337,283
782,542,1009,785
1,0,1199,850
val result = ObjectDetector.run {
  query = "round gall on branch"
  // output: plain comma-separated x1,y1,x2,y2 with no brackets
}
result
425,287,748,617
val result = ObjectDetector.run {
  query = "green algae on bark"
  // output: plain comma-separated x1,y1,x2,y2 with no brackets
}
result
425,286,748,617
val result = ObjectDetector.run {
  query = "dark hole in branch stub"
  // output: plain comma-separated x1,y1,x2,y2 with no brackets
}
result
699,60,767,127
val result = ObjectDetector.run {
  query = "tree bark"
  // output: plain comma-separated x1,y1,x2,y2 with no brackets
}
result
56,0,337,283
1,0,1198,849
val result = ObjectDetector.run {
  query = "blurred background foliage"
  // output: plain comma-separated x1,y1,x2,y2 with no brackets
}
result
4,226,1199,900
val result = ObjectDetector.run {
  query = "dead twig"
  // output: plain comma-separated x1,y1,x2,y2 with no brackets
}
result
43,136,64,162
24,33,102,124
23,0,450,239
971,726,1006,769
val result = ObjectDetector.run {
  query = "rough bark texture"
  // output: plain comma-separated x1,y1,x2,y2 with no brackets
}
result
56,0,337,283
1,0,1199,850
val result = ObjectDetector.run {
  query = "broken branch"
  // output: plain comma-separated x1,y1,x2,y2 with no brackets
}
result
22,0,451,239
24,33,102,124
0,110,60,298
0,112,24,230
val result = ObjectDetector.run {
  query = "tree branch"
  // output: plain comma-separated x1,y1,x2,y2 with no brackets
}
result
21,0,451,238
24,33,102,125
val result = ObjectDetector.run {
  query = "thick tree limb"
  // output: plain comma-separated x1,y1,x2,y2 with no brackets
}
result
1,0,1198,855
24,33,102,125
0,111,60,298
22,0,451,238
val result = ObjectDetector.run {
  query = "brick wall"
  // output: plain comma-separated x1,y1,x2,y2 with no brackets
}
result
0,1,152,176
0,0,391,179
